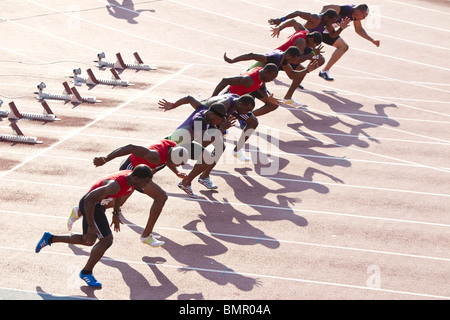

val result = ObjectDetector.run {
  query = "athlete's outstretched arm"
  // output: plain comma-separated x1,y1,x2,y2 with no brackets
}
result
212,75,253,97
268,11,313,26
354,20,380,46
157,95,203,112
223,52,267,64
93,144,160,167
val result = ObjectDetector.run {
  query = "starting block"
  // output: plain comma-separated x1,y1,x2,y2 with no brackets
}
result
73,68,132,87
96,52,156,71
0,100,7,117
35,82,100,104
7,101,60,122
0,120,42,144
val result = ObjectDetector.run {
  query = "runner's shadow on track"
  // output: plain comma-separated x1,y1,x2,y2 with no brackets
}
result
285,108,376,152
196,192,281,249
68,244,178,299
212,163,313,228
106,0,156,24
122,216,261,293
164,219,263,292
252,126,352,168
215,158,343,222
304,90,399,129
35,286,98,300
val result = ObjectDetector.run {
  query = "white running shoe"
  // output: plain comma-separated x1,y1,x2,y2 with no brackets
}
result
67,206,80,231
140,234,165,247
232,149,250,162
178,181,199,198
198,176,218,189
282,98,305,108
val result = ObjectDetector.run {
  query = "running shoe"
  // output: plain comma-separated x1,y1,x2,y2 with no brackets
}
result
67,206,80,231
178,181,199,198
198,176,218,189
282,98,305,108
79,271,102,287
232,149,250,162
35,232,53,253
140,234,165,247
319,71,334,81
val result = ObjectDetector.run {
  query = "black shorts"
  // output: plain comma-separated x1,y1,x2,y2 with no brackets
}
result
79,194,112,239
119,156,133,170
180,141,206,160
118,157,146,193
322,33,340,46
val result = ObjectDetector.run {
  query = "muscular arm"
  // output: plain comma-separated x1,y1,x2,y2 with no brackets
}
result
271,19,305,37
354,20,380,46
212,75,254,97
321,5,341,14
93,144,161,167
158,95,203,112
224,52,268,64
269,10,316,26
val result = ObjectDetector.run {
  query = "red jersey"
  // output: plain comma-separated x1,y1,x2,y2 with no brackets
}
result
129,139,176,169
228,67,263,96
89,170,134,200
275,30,308,51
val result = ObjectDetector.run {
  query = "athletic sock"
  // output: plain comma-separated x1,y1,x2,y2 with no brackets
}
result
81,269,92,275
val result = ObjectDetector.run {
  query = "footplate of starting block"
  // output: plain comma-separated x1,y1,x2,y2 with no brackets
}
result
0,121,43,144
35,82,100,104
96,52,156,71
8,101,60,122
73,68,132,87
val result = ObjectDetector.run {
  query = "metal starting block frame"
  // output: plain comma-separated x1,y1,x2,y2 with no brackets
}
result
0,120,42,144
5,101,60,122
73,68,132,87
0,100,7,117
96,52,156,71
35,82,101,104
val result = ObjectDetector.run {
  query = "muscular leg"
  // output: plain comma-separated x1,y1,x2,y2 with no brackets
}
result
50,233,113,273
83,235,113,272
284,69,308,100
322,37,349,73
181,144,213,186
233,117,258,152
140,180,168,238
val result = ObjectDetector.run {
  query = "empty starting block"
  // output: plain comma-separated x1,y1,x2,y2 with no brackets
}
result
35,82,100,104
0,120,42,144
5,101,60,122
96,52,156,71
0,100,7,117
73,68,132,86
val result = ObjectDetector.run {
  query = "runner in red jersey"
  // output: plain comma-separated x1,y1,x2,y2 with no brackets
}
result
224,44,320,108
211,63,280,117
36,165,153,287
228,67,264,96
93,139,188,177
67,140,189,249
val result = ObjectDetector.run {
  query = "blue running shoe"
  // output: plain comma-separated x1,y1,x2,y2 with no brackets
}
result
79,271,102,287
35,232,53,253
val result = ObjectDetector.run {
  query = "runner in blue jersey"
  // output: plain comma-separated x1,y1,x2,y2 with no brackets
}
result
159,97,234,198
